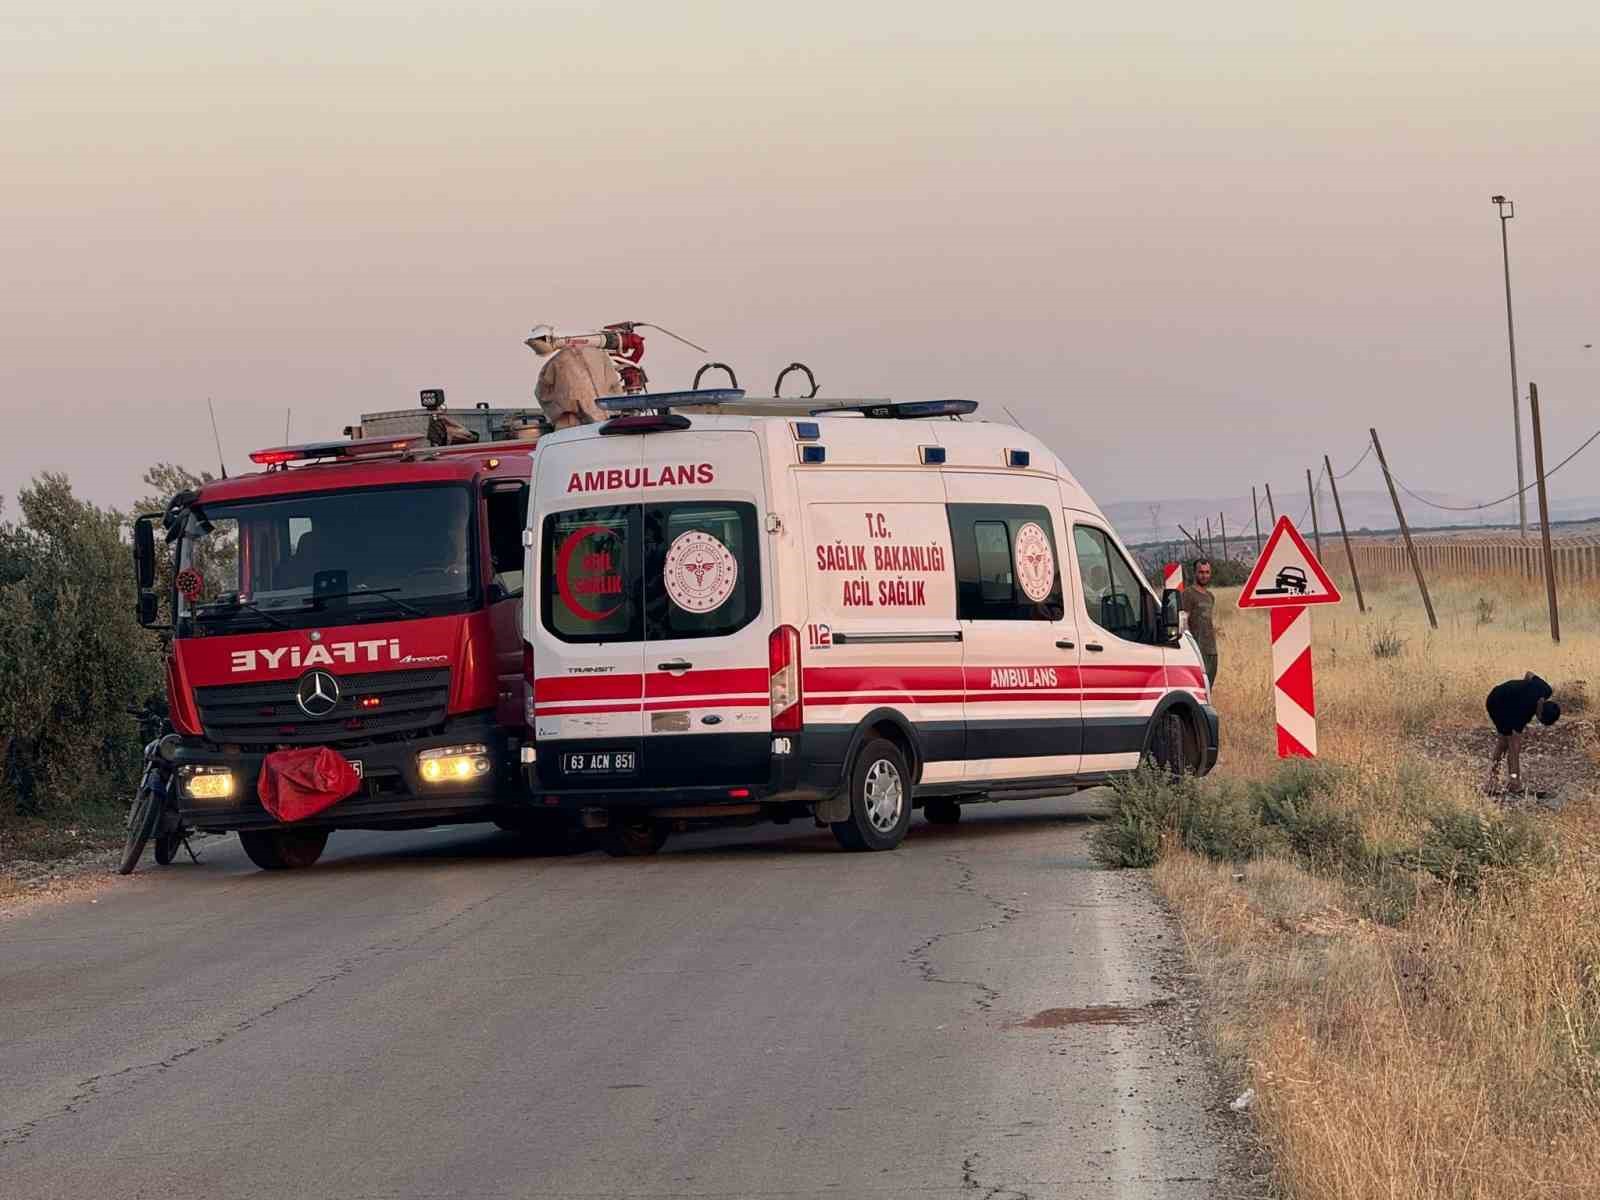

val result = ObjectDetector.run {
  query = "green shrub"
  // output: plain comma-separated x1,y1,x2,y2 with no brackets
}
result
1411,807,1555,895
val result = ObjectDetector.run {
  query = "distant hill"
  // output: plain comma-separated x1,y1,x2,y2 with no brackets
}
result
1104,491,1600,553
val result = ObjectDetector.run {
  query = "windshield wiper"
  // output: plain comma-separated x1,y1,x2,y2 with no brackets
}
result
305,587,426,618
195,594,290,629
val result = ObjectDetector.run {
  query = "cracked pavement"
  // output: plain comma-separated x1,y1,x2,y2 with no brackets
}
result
1,794,1228,1198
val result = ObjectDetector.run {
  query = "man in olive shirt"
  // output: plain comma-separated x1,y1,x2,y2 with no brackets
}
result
1182,558,1219,686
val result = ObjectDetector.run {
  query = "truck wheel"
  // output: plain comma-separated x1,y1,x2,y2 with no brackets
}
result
601,819,669,858
832,739,912,851
238,829,329,870
1145,712,1188,778
923,798,961,825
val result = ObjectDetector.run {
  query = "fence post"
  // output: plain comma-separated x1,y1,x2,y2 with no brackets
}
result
1220,512,1230,562
1305,468,1323,558
1370,427,1438,629
1324,452,1366,613
1265,483,1276,524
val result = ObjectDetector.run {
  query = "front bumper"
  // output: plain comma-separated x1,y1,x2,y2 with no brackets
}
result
172,713,517,832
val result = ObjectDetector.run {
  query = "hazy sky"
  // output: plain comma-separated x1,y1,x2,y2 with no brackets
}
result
4,2,1598,521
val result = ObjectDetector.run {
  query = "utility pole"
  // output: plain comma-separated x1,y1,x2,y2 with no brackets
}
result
1220,512,1229,561
1205,516,1214,559
1371,427,1438,629
1251,485,1263,557
1305,468,1322,557
1493,195,1528,537
1529,382,1560,642
1264,482,1277,524
1325,453,1365,613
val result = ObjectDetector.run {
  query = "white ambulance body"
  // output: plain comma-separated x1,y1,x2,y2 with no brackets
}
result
523,399,1216,854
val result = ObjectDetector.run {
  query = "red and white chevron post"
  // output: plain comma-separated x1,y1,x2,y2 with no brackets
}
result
1238,516,1342,760
1269,606,1316,757
1163,562,1183,592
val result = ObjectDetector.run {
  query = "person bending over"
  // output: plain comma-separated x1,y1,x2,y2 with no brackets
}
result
1485,672,1560,792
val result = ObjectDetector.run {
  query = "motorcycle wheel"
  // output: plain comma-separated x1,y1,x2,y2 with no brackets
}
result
117,786,161,876
153,831,184,866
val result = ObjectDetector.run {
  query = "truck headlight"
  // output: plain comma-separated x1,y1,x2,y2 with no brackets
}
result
418,744,491,783
179,766,235,802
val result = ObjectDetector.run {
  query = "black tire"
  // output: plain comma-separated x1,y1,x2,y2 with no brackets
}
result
153,831,183,866
238,829,329,870
832,738,912,851
600,818,669,858
117,785,161,875
923,798,961,825
1145,711,1188,778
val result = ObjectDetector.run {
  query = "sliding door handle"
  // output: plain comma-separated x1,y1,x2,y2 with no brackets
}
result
1084,643,1105,653
1055,639,1075,650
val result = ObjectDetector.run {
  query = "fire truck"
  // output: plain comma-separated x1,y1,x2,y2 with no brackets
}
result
132,393,549,869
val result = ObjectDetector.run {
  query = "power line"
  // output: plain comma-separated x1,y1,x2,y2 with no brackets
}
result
1389,423,1600,513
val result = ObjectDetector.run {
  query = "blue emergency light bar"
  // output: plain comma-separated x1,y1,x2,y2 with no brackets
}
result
596,388,745,413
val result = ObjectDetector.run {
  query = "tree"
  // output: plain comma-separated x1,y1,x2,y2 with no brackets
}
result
0,475,164,823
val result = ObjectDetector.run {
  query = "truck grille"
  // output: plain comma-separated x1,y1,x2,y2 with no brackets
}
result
193,668,451,746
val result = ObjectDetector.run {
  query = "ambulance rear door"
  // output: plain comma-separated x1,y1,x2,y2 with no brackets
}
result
638,431,773,787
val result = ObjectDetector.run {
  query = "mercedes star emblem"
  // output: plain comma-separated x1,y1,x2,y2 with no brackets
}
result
296,670,341,717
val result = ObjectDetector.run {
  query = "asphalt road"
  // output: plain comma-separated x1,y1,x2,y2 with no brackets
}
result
1,797,1229,1199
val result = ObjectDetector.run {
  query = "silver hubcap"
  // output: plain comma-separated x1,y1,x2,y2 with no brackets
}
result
862,759,904,833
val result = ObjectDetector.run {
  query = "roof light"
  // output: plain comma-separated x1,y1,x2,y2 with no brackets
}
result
420,388,446,410
598,413,693,436
800,445,827,464
1006,448,1031,468
792,421,820,441
919,445,946,465
248,436,424,465
597,388,744,413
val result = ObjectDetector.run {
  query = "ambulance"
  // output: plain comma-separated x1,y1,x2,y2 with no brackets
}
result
522,393,1217,854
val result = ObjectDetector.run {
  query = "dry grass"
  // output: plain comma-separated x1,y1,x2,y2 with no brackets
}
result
1157,570,1600,1199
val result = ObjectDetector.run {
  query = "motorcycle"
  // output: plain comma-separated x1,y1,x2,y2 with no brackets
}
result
117,700,194,875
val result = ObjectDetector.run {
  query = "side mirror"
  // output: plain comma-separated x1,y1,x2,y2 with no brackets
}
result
138,590,160,627
133,515,157,590
1160,589,1182,645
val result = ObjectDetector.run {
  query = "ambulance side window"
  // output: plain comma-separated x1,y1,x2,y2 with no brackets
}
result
949,503,1063,621
1073,525,1148,642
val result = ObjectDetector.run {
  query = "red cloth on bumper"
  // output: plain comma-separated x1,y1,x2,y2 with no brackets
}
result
257,747,360,823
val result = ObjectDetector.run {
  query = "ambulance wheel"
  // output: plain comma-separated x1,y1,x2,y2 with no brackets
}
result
923,798,961,825
833,739,912,851
1146,712,1188,778
238,829,329,870
601,818,669,858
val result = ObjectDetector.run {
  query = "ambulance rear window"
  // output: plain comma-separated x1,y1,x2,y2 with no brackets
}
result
542,506,641,643
644,502,760,641
542,502,761,643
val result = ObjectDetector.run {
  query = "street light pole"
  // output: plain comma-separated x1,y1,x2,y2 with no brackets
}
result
1493,195,1528,537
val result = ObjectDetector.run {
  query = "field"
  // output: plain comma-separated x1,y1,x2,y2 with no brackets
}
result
1138,570,1600,1198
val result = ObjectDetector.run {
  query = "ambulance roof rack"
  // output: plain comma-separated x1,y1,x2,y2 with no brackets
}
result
249,435,426,468
810,399,978,420
597,388,745,412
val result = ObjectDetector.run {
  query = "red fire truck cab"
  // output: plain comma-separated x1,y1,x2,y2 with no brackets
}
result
133,420,541,869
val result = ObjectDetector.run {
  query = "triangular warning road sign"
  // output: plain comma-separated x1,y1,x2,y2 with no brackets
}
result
1238,516,1343,609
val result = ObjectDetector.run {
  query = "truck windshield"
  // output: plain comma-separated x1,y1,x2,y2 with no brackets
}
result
176,484,475,633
